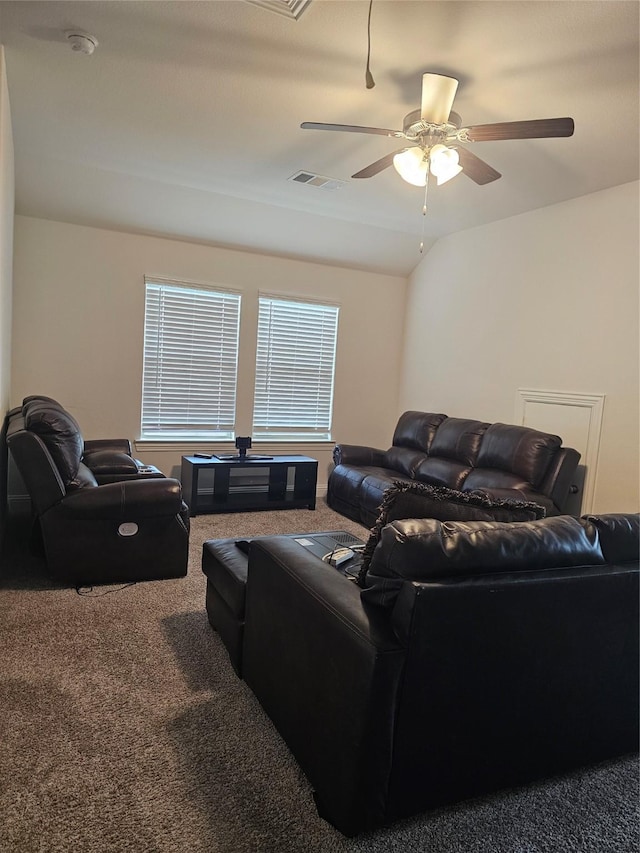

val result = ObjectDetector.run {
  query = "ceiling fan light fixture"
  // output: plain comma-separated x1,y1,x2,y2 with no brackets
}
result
429,144,463,185
393,147,428,186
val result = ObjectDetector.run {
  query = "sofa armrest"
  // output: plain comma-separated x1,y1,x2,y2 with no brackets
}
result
57,478,184,519
242,537,405,836
84,438,133,456
333,443,386,467
542,446,581,512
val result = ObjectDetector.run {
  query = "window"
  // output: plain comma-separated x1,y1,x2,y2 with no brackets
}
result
252,295,339,440
141,279,241,439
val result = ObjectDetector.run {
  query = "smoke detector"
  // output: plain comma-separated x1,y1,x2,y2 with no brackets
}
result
65,30,98,55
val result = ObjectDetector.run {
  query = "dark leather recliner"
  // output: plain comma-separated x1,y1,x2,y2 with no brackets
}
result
5,396,190,584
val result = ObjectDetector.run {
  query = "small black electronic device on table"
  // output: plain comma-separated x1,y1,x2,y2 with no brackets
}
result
181,454,318,515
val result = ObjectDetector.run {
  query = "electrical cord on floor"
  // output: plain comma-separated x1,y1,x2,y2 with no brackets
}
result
75,582,137,596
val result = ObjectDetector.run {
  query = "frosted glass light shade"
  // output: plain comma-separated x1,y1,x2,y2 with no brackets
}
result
429,144,463,185
420,74,459,124
393,147,428,187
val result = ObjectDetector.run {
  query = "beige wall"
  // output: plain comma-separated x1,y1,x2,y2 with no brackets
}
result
0,46,14,418
400,181,640,513
10,181,639,513
11,216,407,488
0,45,15,537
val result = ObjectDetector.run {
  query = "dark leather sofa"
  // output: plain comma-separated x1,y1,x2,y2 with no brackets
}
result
5,396,190,584
328,411,581,526
241,513,639,836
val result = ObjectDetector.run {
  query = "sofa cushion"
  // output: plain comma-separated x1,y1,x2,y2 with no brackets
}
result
468,423,561,490
392,411,447,452
357,480,546,584
414,457,473,491
427,417,489,465
329,464,397,508
361,515,605,607
384,446,427,478
583,513,640,564
463,468,540,494
414,418,489,490
22,400,84,486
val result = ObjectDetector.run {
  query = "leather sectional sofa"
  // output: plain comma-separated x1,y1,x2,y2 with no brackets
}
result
239,512,639,836
328,410,581,526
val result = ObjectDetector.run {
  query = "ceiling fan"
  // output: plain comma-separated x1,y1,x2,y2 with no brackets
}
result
301,73,574,188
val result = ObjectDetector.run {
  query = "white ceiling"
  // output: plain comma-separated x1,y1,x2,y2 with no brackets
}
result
0,0,638,276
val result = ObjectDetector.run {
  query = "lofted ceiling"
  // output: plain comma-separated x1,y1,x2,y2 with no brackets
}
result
0,0,638,277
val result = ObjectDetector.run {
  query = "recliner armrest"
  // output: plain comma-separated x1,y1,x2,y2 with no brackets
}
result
82,449,139,476
333,443,386,467
243,537,405,836
57,478,184,519
542,447,581,513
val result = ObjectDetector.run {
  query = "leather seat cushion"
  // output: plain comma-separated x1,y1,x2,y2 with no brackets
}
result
383,446,428,478
330,465,400,505
414,457,472,491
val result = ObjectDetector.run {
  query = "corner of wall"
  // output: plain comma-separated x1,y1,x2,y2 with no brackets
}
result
0,43,16,544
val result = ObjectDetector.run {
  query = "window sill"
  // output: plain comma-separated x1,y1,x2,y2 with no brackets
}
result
135,438,335,455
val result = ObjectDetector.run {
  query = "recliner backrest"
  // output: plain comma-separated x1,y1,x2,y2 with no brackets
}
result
463,422,562,495
414,417,489,490
22,398,84,488
392,411,447,452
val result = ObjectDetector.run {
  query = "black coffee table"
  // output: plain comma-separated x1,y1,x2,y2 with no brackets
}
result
181,454,318,515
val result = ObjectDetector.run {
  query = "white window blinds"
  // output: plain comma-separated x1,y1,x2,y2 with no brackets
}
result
141,280,241,438
252,296,339,440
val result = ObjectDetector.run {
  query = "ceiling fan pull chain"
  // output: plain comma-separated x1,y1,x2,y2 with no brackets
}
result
419,169,430,253
365,0,375,89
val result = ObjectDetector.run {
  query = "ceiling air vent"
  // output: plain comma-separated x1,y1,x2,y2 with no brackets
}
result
244,0,312,20
289,171,347,190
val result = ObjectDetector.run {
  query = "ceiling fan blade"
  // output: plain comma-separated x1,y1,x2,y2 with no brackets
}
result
352,149,405,179
465,117,575,142
301,121,403,138
420,73,459,124
456,147,502,185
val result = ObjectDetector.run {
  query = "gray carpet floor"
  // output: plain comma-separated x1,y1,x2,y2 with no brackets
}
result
0,503,638,852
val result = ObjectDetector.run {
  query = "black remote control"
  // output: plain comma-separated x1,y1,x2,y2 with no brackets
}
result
193,452,213,458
